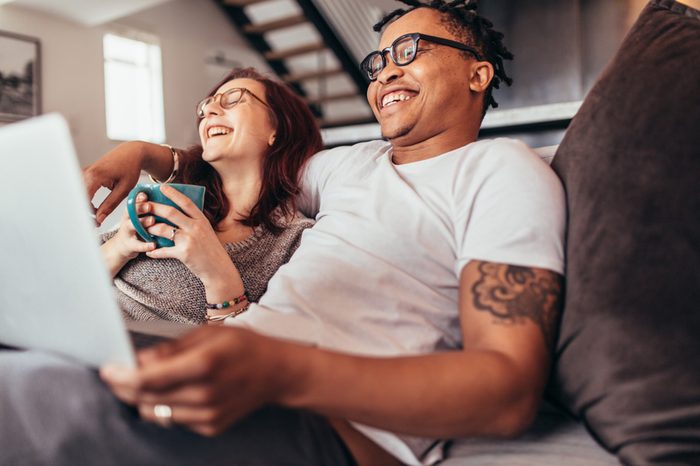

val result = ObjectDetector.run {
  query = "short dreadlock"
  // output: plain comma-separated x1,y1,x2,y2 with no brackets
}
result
374,0,513,117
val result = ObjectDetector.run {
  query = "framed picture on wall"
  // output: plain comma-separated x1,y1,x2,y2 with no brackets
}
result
0,30,41,122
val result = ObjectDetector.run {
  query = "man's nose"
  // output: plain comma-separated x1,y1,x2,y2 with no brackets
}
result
376,57,403,84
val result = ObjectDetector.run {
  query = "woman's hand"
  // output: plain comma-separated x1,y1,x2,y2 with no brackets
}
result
100,326,308,436
83,141,175,226
101,193,156,276
141,185,243,298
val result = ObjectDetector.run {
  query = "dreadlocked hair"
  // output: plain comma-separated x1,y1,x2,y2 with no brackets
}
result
374,0,513,116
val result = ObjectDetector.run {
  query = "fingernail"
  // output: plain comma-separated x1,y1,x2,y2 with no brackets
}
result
96,213,105,225
136,193,147,201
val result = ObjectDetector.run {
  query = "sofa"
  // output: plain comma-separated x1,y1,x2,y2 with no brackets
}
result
441,1,700,464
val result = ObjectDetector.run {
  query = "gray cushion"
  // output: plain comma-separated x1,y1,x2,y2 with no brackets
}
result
549,0,700,464
442,403,617,465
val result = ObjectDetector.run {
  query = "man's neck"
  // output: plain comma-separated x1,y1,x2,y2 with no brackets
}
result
390,126,480,165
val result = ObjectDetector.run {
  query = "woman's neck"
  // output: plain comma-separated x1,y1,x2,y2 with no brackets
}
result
215,159,263,229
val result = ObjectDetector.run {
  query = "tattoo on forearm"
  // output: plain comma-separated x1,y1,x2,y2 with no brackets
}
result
471,262,563,350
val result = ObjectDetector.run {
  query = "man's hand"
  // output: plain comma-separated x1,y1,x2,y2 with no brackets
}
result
100,326,306,436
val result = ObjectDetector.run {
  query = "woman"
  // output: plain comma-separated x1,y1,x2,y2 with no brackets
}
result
100,68,322,325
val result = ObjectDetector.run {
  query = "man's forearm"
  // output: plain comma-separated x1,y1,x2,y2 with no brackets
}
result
278,344,543,438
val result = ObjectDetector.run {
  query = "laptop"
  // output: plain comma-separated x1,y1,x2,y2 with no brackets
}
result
0,113,194,368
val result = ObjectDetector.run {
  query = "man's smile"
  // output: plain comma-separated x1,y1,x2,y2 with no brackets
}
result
381,91,416,108
377,86,419,110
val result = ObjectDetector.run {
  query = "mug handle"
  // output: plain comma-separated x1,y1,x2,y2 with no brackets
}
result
126,187,155,243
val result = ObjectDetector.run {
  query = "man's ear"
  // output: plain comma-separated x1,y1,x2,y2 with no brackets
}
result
469,61,494,93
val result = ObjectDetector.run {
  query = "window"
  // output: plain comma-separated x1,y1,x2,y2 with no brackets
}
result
103,33,165,142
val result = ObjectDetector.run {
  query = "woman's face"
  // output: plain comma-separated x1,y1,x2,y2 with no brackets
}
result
197,78,276,167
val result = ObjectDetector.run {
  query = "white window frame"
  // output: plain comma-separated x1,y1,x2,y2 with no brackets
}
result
103,30,165,143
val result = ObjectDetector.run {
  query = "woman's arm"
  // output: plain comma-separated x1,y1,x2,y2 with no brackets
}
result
83,141,176,226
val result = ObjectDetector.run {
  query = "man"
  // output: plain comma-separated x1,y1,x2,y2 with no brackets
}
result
0,1,565,465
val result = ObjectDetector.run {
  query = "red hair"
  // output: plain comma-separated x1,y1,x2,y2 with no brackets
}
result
177,68,322,234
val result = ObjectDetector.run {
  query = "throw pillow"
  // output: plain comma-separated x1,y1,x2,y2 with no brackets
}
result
549,0,700,464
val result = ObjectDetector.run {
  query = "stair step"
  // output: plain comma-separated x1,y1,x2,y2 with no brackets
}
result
306,91,361,105
264,42,325,60
243,14,307,34
283,68,344,83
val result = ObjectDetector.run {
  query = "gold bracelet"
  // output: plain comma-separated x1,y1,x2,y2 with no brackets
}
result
149,144,179,184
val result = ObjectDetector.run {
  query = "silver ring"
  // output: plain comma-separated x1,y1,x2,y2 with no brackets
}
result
153,404,173,427
170,228,178,241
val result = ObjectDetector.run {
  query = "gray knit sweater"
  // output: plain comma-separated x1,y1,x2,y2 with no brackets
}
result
101,214,314,325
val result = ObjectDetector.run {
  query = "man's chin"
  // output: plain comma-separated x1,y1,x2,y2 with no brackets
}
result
380,123,412,142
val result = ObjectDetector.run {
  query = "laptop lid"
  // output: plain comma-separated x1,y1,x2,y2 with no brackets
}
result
0,113,136,368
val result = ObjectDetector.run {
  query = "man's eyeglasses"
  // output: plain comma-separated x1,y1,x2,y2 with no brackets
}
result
196,87,269,118
360,32,483,82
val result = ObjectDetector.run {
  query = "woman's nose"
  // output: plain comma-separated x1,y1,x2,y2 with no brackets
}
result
203,95,224,116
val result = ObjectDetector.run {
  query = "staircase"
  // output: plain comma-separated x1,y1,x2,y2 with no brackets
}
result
215,0,375,128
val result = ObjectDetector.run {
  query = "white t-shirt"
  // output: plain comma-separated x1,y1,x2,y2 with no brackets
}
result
229,138,566,465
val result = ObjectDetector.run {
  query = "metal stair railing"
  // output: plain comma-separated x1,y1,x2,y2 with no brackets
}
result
215,0,375,127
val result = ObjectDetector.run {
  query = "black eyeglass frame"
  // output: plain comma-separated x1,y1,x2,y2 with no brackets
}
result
360,32,484,81
196,87,269,118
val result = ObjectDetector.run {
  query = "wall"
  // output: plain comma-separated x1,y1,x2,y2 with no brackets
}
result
480,0,646,111
474,0,648,147
0,0,268,166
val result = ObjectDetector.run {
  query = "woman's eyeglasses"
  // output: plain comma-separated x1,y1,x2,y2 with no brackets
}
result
360,32,483,81
196,87,269,118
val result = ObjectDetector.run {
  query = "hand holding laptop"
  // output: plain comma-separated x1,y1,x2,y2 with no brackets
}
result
101,325,303,435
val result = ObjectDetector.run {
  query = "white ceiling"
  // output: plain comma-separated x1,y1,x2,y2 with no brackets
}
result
6,0,175,26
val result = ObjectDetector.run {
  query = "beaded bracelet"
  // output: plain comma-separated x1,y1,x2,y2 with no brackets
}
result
205,293,248,310
149,144,179,184
206,305,250,323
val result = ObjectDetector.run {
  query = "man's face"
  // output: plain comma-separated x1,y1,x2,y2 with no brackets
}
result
367,8,477,146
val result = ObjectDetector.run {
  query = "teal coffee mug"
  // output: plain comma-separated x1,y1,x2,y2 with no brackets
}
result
127,183,206,248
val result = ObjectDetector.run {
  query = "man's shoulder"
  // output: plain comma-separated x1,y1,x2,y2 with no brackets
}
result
464,137,538,161
449,138,564,204
462,138,554,176
301,140,391,192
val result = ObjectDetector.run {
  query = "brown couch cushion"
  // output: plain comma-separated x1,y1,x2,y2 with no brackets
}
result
549,0,700,464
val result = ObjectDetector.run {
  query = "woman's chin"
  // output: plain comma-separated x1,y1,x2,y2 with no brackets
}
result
201,149,220,163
